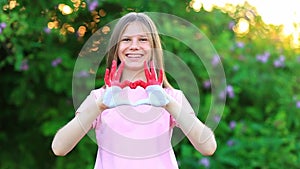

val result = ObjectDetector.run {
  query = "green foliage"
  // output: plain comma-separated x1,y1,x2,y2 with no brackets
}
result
1,0,300,169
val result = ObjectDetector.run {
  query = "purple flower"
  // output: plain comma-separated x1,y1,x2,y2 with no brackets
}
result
227,139,235,146
228,21,235,30
199,157,210,168
214,115,221,123
87,0,98,11
51,57,62,67
226,85,235,98
219,85,235,100
203,80,211,89
20,60,29,71
297,56,300,62
76,70,89,78
233,65,239,71
273,55,285,68
0,22,7,34
256,51,270,63
211,54,220,66
229,120,236,130
236,41,245,48
219,90,226,100
296,101,300,108
273,60,282,67
0,22,6,29
44,27,51,34
279,55,285,61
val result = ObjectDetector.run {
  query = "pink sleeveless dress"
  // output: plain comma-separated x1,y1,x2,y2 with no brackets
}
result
89,86,182,169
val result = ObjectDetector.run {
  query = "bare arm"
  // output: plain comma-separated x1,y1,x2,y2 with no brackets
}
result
165,93,217,156
51,94,105,156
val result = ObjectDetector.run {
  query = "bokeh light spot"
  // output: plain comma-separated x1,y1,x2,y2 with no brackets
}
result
233,18,249,35
77,26,87,37
101,26,110,34
58,4,73,15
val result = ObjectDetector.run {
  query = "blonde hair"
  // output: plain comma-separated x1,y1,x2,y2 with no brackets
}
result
106,12,171,88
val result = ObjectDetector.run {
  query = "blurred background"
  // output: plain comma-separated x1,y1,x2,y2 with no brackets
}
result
1,0,300,168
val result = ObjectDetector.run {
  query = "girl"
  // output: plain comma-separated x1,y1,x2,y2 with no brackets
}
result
51,12,217,169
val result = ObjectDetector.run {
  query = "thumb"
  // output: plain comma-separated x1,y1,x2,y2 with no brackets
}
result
96,89,108,111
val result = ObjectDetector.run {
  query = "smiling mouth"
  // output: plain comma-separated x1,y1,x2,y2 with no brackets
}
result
126,54,143,58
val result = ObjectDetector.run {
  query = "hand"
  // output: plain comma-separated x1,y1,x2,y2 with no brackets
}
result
104,60,130,88
145,85,169,107
95,92,109,111
102,86,129,108
144,61,163,86
103,60,131,108
143,61,169,106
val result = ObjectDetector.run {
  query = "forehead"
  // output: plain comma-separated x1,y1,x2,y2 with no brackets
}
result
121,21,150,37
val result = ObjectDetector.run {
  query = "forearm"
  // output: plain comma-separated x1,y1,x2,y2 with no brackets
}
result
51,116,88,156
52,94,103,156
166,97,217,156
181,117,217,156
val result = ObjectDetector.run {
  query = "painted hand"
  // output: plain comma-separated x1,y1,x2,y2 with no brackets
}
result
145,85,169,107
144,61,163,86
143,61,169,106
104,60,130,88
103,60,130,108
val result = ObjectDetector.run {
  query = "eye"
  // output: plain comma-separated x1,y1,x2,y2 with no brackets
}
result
121,38,130,42
139,37,148,42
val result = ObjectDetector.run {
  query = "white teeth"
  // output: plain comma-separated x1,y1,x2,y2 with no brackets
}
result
126,54,142,58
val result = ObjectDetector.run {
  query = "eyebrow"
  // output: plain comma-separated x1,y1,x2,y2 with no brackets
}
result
121,34,149,38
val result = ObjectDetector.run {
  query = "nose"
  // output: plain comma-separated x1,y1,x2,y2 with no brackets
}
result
129,39,139,50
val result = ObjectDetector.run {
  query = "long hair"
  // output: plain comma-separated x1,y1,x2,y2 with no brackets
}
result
106,12,172,88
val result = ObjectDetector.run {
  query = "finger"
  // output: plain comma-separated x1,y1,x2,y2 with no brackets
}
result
139,80,147,88
158,69,163,84
150,61,156,80
129,81,137,89
110,60,117,80
120,80,130,88
104,68,111,86
99,103,108,111
115,61,124,81
144,61,151,80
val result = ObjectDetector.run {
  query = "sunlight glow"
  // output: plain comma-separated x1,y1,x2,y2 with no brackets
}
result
190,0,202,12
191,0,300,47
199,0,214,12
292,31,300,48
233,18,249,35
58,4,73,15
190,0,214,12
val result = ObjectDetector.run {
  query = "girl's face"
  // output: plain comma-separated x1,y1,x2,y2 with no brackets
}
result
118,22,152,71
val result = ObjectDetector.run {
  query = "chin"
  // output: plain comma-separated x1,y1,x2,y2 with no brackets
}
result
124,62,144,71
